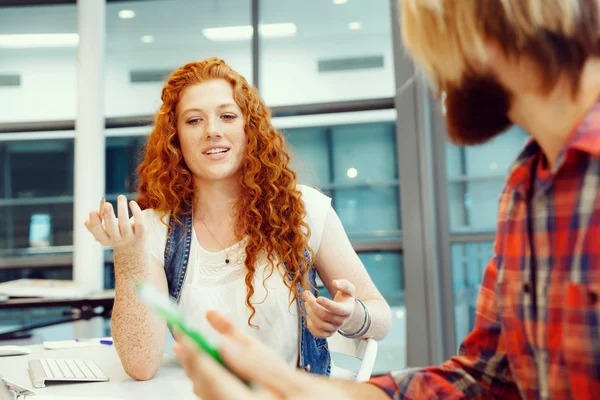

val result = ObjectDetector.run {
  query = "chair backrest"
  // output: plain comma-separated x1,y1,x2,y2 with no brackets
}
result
327,332,378,382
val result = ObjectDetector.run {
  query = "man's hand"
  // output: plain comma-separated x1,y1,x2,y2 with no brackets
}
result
173,310,387,400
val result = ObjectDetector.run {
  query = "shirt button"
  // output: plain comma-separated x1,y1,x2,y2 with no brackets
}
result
522,283,531,294
588,291,598,305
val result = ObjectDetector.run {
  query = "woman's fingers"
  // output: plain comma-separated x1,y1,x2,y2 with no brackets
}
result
103,202,121,241
86,211,111,244
117,195,133,239
129,200,146,240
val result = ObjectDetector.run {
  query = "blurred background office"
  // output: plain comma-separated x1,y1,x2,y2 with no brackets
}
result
0,0,527,374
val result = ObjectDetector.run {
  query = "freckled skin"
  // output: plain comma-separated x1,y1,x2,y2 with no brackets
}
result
111,244,168,380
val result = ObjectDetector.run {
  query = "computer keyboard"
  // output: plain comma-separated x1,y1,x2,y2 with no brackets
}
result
28,358,109,388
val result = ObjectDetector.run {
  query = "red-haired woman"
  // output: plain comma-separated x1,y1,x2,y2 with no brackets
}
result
85,58,391,381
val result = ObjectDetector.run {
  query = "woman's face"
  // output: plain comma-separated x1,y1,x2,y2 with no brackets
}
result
176,79,247,183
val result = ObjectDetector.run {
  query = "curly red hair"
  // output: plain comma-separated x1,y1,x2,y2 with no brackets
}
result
137,57,313,326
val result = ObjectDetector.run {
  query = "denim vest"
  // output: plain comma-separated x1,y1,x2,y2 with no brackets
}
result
163,210,331,376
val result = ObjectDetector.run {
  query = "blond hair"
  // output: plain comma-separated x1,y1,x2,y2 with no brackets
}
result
401,0,600,93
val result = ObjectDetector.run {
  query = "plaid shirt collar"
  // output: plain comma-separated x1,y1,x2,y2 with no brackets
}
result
505,96,600,197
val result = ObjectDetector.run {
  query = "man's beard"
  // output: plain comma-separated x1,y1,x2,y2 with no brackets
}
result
443,73,513,145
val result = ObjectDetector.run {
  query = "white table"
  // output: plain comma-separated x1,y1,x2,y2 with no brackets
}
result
0,344,195,399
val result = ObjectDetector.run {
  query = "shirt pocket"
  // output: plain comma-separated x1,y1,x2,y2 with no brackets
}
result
562,282,600,398
497,278,531,347
497,280,537,393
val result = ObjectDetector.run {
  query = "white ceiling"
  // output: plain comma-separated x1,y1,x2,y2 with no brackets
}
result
0,0,392,51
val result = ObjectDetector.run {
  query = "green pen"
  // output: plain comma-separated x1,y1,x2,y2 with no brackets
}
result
134,283,248,384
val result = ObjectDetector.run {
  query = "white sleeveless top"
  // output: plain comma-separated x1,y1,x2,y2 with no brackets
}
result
143,185,331,367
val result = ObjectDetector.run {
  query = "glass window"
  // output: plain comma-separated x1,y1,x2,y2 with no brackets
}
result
8,141,73,198
284,120,400,241
10,204,73,250
259,0,394,106
0,144,5,200
364,252,405,373
285,127,330,186
445,127,529,347
0,3,78,123
451,241,493,346
446,127,528,233
0,207,8,251
105,0,252,118
361,251,403,306
105,136,145,196
0,139,73,253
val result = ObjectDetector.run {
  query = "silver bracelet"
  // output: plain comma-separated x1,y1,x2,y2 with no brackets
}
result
338,299,371,338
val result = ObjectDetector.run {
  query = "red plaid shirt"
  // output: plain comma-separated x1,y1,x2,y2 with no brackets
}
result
370,98,600,399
